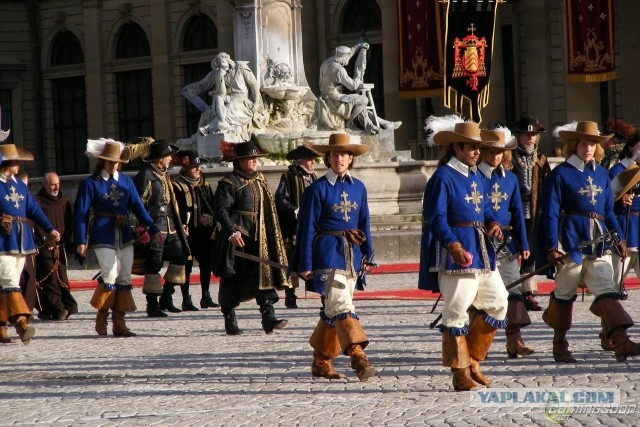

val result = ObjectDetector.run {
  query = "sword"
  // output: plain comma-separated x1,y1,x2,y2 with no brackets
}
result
504,232,617,291
231,249,289,271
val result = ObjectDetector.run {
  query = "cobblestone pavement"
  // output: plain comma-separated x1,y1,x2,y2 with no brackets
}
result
1,272,638,426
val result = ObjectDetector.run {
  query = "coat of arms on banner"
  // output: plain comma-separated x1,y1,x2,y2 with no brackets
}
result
452,24,487,91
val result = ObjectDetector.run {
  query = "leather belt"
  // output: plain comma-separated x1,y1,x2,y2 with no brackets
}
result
630,211,640,217
318,230,346,236
564,211,604,221
95,212,130,226
452,221,483,228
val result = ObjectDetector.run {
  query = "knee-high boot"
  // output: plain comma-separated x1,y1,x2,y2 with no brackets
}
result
442,329,478,391
590,295,640,362
505,294,534,358
335,315,375,382
0,294,12,343
542,293,576,363
309,319,346,379
466,313,498,386
180,283,199,311
4,290,35,344
221,306,243,335
259,300,287,334
112,286,137,337
90,283,116,336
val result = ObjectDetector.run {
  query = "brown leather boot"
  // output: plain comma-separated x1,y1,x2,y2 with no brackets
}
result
335,315,375,381
5,291,34,344
442,332,478,391
112,311,136,337
466,313,498,385
599,332,614,351
347,344,376,382
542,294,576,363
309,320,346,379
505,296,534,358
592,296,640,362
95,310,109,336
0,323,12,344
523,291,543,311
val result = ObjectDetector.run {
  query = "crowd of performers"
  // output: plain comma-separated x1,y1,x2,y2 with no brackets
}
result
1,115,640,389
420,115,640,391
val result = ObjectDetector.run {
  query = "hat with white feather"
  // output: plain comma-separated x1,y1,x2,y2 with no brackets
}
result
554,121,613,144
85,138,131,163
424,115,501,146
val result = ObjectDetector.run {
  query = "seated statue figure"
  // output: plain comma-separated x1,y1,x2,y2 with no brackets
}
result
317,43,401,134
182,52,267,141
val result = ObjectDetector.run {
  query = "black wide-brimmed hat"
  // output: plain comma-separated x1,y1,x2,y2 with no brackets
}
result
512,116,545,133
144,139,180,162
286,143,321,161
221,140,267,162
180,150,202,167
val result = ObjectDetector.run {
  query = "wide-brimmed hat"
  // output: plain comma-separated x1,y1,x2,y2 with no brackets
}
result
615,164,640,201
512,116,545,134
0,144,34,162
180,150,202,167
556,121,613,144
311,133,368,156
144,139,180,162
221,140,267,162
481,126,517,150
286,143,321,161
433,122,501,146
85,139,131,163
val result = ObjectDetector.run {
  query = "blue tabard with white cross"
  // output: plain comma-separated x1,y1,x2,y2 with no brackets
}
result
74,173,159,249
537,156,622,266
293,173,373,286
479,164,529,255
0,176,54,255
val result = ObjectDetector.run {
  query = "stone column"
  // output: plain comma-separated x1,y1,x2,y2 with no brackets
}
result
149,0,174,140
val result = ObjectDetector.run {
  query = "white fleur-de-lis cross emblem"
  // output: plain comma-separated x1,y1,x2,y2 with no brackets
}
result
332,191,358,222
4,185,25,208
578,176,603,206
465,181,483,214
103,183,125,207
489,182,508,211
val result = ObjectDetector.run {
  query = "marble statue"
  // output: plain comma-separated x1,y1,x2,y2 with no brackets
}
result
316,43,401,134
181,52,268,141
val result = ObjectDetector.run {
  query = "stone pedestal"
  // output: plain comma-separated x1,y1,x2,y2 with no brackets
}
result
196,134,223,158
360,129,413,162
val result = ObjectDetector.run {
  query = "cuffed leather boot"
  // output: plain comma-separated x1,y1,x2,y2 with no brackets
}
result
505,295,534,358
0,295,11,343
591,296,640,362
222,307,243,335
335,315,376,382
95,310,109,336
14,316,35,344
442,332,478,391
542,293,576,363
112,311,136,337
146,295,167,318
5,291,34,344
523,291,543,311
466,314,498,386
159,284,181,313
310,320,346,379
0,324,11,344
259,300,287,334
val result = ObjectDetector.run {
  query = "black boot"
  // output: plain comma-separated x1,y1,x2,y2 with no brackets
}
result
180,284,199,311
222,307,243,335
200,291,219,309
285,288,298,309
146,295,167,318
259,300,288,334
159,284,181,313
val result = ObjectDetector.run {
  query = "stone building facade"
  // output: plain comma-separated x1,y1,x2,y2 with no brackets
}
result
1,0,639,176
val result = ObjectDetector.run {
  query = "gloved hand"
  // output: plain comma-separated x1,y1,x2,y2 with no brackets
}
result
616,240,628,259
345,229,367,245
547,248,565,267
486,222,503,241
447,242,470,266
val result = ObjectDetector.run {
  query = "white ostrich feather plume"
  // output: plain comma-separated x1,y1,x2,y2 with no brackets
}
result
0,129,9,143
553,121,578,138
492,125,513,144
424,115,466,146
85,138,124,157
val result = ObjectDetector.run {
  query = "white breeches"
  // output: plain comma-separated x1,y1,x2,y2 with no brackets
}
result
322,271,357,318
94,246,134,286
0,255,26,291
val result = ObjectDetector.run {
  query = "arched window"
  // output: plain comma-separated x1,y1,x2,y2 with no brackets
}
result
340,0,381,34
115,23,150,59
51,31,84,66
183,14,218,52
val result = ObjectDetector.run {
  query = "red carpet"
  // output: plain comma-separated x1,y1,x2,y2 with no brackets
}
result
68,262,640,300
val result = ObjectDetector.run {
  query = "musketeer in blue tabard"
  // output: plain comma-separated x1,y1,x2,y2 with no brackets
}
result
608,131,640,299
478,125,534,360
291,133,375,382
75,139,160,337
538,121,640,363
0,139,59,344
418,118,508,392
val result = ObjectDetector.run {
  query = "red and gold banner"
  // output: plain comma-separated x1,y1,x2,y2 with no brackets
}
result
566,0,615,83
397,0,445,98
443,0,500,123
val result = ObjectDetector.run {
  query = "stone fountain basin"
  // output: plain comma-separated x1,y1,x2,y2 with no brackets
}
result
261,85,309,100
